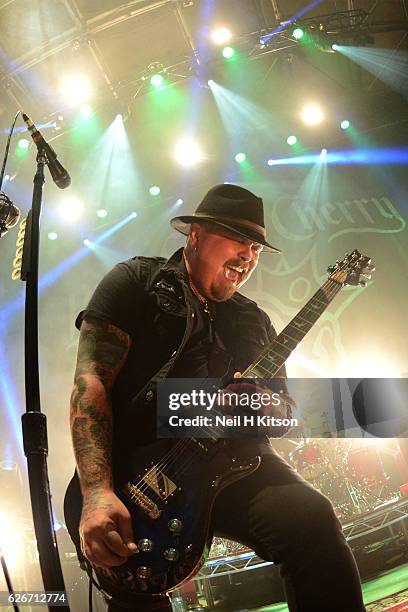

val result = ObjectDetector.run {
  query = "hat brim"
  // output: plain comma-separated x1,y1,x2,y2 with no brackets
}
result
170,215,282,254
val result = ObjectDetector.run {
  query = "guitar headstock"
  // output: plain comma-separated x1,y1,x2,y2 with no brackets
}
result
327,249,375,287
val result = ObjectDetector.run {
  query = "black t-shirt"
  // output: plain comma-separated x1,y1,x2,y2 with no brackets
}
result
76,250,288,456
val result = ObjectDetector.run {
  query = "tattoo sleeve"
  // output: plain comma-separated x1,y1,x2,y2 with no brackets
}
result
70,317,131,496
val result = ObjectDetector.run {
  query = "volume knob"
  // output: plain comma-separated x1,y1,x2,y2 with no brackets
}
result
168,518,183,533
163,548,179,561
138,538,154,552
137,566,151,580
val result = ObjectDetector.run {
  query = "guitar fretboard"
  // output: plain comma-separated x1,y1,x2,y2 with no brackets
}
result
242,277,343,378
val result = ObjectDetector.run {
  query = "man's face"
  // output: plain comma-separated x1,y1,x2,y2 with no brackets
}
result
188,223,263,301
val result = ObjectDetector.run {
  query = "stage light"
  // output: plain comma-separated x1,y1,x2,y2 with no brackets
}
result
320,148,328,160
80,104,93,118
60,74,92,105
222,46,235,59
174,138,203,167
58,196,84,222
235,152,246,163
332,43,339,51
287,135,297,146
211,27,232,45
301,104,324,126
48,232,58,241
131,211,138,218
18,138,30,149
176,198,183,205
150,73,164,88
83,239,91,247
292,27,304,40
3,174,10,181
0,460,17,470
149,185,161,196
341,119,350,130
0,513,22,569
97,209,108,218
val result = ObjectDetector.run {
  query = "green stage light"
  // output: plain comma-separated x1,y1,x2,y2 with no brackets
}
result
222,46,235,59
149,185,161,196
97,209,108,218
18,138,30,149
150,73,164,88
292,28,304,40
287,135,297,146
80,104,93,118
48,232,58,241
341,120,350,130
235,152,246,163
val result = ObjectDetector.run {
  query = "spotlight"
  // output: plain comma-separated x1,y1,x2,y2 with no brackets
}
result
320,148,328,159
0,460,17,470
149,185,161,196
174,138,203,167
80,104,93,118
4,174,10,182
60,74,92,106
150,73,164,88
176,198,183,206
341,119,350,130
292,27,304,40
97,209,108,218
83,239,91,247
211,27,232,45
48,232,58,241
332,43,339,51
131,211,138,218
287,135,297,146
234,152,246,163
18,138,30,149
222,46,235,59
59,196,84,222
301,104,324,126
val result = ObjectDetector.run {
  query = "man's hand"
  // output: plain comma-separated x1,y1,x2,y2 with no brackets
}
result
80,489,138,569
221,372,294,419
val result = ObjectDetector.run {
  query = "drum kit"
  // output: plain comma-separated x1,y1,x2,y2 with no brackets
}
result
288,439,397,519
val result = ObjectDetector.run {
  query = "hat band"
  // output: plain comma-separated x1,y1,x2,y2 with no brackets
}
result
194,212,266,238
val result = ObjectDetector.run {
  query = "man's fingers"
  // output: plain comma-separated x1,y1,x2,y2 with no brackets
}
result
116,513,138,552
84,539,129,568
105,529,138,556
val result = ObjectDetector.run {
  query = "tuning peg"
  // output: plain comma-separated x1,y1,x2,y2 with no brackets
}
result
359,280,367,287
364,264,375,273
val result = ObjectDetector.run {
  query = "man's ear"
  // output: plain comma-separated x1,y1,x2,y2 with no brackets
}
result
189,223,202,250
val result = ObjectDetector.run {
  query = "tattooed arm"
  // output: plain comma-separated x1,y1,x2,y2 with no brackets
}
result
70,316,138,568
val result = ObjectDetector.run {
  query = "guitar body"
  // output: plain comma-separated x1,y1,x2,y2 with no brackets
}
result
64,438,260,603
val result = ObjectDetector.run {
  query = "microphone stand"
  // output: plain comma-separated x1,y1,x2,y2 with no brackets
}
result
21,146,70,611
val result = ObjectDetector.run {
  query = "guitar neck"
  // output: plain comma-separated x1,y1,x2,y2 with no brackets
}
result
242,277,343,378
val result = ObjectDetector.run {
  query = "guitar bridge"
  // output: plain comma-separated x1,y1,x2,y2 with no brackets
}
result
124,483,162,519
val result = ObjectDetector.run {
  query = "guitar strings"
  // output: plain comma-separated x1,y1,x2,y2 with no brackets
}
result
134,276,344,495
133,257,357,493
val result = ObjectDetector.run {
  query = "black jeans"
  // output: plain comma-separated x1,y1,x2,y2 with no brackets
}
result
211,449,366,612
108,449,365,611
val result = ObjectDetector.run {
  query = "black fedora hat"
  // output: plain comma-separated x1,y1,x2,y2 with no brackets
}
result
170,183,281,253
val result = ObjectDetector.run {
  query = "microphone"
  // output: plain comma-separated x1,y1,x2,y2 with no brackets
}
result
22,113,71,189
0,191,20,238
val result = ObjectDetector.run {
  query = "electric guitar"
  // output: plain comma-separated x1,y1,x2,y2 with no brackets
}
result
64,250,374,606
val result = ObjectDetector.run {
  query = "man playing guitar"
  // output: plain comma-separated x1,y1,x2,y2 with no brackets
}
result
66,184,366,611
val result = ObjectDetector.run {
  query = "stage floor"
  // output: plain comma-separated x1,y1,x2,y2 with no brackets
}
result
250,562,408,611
